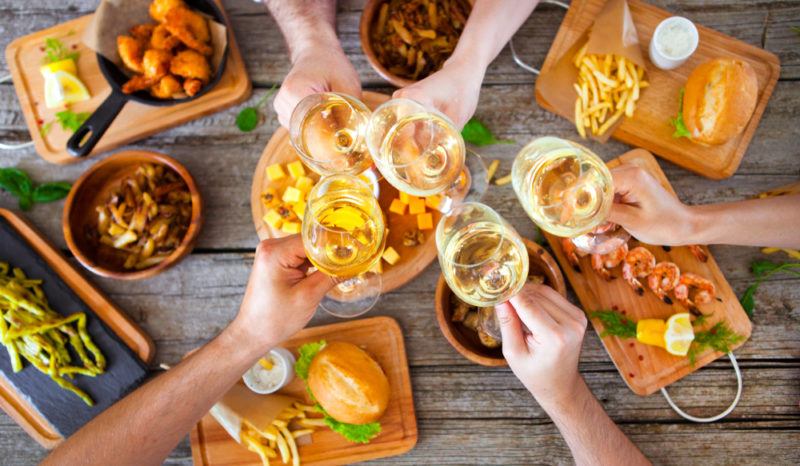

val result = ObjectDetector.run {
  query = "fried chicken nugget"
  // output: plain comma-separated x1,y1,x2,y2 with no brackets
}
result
170,49,211,83
143,49,173,80
150,0,185,23
150,75,182,99
150,24,181,51
122,75,156,94
130,24,155,41
182,78,203,97
117,35,146,73
165,6,212,56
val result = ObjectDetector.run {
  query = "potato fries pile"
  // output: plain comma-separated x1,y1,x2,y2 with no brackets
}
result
240,402,324,466
572,43,648,138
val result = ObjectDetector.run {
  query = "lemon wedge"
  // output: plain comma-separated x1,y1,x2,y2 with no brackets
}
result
43,70,90,108
664,313,695,356
40,58,77,77
636,318,667,348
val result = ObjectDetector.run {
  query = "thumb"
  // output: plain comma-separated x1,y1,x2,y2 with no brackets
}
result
294,270,336,304
607,202,640,229
495,302,527,358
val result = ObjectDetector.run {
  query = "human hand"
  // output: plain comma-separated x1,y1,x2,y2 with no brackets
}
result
392,55,484,129
496,284,587,408
233,235,334,348
273,44,362,128
608,165,695,246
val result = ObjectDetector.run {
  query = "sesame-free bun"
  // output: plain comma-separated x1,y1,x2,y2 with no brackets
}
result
307,342,390,425
682,58,758,145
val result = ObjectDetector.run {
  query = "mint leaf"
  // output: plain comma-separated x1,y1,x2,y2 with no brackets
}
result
461,118,515,147
32,182,72,203
0,168,33,199
670,88,692,139
294,340,326,380
236,84,278,132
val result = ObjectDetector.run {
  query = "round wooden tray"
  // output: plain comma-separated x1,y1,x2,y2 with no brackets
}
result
250,91,440,293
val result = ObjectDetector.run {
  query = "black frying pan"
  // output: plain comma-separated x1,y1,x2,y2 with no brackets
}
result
67,0,229,158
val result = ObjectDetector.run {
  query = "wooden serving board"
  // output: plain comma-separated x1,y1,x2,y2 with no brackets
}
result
535,0,780,179
543,149,752,396
190,316,418,466
5,1,251,164
250,91,441,293
0,208,154,448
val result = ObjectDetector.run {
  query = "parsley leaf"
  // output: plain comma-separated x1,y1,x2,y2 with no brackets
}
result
55,110,90,133
236,84,278,132
0,167,71,211
42,37,79,65
669,88,692,139
589,310,637,338
461,118,515,147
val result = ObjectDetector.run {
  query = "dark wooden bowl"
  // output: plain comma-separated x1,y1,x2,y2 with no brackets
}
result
360,0,422,88
63,150,203,280
435,238,568,366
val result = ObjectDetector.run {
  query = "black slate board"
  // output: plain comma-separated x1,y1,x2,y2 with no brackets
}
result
0,216,148,438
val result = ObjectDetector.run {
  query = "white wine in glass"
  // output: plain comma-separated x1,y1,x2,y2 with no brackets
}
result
436,202,529,307
512,136,628,254
302,174,386,317
289,92,373,176
366,98,468,199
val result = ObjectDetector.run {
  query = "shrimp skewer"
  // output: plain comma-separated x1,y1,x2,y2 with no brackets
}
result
622,246,655,295
674,273,716,314
591,243,628,281
648,261,680,304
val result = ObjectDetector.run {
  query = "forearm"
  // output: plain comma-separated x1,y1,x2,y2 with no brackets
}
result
541,378,650,466
449,0,540,69
688,194,800,248
43,319,272,466
266,0,340,61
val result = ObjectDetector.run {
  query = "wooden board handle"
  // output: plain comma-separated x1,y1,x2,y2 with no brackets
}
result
67,90,128,158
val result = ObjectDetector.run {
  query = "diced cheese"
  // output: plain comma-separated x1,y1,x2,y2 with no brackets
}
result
287,160,306,179
382,246,400,265
294,176,315,194
281,221,301,234
263,209,283,229
398,192,414,204
266,163,286,182
425,195,442,211
417,212,434,230
282,186,304,204
389,198,407,215
292,201,306,219
408,197,426,215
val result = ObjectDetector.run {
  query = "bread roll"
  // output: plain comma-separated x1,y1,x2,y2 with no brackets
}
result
682,58,758,145
307,342,390,425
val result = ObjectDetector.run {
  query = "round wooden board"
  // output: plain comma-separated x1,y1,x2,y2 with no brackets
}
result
250,91,441,293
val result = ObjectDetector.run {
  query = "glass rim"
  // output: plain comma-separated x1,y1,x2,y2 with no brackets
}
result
438,202,521,269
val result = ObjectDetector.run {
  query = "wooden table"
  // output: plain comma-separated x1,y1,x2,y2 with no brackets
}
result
0,1,798,464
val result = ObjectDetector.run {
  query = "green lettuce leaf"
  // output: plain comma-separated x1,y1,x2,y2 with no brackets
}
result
294,340,326,380
669,88,692,139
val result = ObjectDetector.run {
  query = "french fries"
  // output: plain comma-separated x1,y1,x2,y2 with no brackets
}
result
572,42,648,138
240,402,322,466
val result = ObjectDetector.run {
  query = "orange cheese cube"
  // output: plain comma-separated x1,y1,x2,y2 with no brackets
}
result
382,247,400,265
263,209,283,229
389,198,407,215
266,163,286,181
295,176,315,194
408,197,426,215
282,186,304,204
417,212,434,230
287,160,306,179
398,191,411,204
425,195,442,211
292,201,306,219
281,221,301,234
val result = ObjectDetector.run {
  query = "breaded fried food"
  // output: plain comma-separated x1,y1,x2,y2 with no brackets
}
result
150,24,181,51
150,75,182,99
117,35,146,73
130,24,155,41
150,0,185,23
122,75,156,94
142,49,173,80
170,49,211,83
182,78,203,97
165,6,212,55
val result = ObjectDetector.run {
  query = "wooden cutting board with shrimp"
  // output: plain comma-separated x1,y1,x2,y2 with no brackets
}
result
544,149,751,396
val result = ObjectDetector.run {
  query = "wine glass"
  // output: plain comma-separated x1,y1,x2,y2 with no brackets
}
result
511,136,629,254
289,92,374,176
302,174,387,317
436,202,529,307
366,98,486,211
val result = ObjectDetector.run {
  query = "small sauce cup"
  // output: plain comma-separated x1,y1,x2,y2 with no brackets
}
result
649,16,699,70
242,347,296,395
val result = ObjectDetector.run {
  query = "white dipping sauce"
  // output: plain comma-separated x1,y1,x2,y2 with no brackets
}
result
245,356,286,392
657,22,695,58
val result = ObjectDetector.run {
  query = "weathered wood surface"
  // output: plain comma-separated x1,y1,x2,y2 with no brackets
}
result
0,0,798,465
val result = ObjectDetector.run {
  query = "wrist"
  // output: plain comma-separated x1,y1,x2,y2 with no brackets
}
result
685,204,715,245
288,27,341,63
225,317,276,359
533,373,589,416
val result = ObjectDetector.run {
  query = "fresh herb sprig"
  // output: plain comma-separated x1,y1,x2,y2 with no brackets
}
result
687,322,744,365
0,167,71,211
461,118,515,147
740,260,800,317
42,37,79,65
589,310,637,338
669,88,691,139
236,84,278,132
55,110,90,132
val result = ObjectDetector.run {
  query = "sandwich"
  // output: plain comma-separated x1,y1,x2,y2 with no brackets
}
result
294,340,390,443
671,58,758,145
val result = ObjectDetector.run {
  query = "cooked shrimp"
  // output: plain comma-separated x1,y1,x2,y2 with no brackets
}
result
622,246,656,295
182,78,203,97
674,273,716,312
591,243,628,281
129,24,155,41
561,237,586,272
150,75,182,99
165,6,212,55
150,0,185,23
117,35,145,73
121,75,156,94
142,49,173,80
688,245,709,263
647,261,680,304
170,49,211,83
150,24,181,50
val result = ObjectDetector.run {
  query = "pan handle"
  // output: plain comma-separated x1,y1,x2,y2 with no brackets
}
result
67,91,128,158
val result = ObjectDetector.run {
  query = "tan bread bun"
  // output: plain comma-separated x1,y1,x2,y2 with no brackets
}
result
682,58,758,145
308,342,390,425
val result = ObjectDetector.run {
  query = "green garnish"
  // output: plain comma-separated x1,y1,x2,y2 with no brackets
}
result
669,88,691,139
0,167,71,211
55,110,90,133
294,340,382,444
461,117,515,147
740,260,800,317
792,26,800,38
42,37,79,65
39,121,53,137
589,310,637,338
236,84,278,132
687,322,744,365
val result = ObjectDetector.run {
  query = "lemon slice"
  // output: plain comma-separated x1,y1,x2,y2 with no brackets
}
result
636,318,666,348
40,58,77,77
664,313,695,356
44,70,90,108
